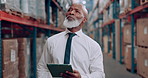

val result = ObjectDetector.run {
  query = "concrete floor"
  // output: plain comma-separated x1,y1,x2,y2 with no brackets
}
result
103,53,142,78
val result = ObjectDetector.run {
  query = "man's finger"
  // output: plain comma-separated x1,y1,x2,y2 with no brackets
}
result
65,71,76,77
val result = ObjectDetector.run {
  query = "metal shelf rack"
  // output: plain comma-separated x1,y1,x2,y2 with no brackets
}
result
97,0,148,73
0,0,66,78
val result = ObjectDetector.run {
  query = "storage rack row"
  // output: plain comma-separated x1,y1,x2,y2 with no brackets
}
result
0,0,68,78
89,0,148,74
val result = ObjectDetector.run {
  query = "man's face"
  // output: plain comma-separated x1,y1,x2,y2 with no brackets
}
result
66,4,84,21
63,4,85,28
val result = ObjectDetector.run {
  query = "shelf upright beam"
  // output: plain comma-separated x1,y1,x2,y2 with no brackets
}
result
47,0,51,37
112,23,116,59
112,0,116,59
0,20,2,78
131,0,135,73
119,19,123,64
32,27,37,78
108,25,110,53
56,7,58,27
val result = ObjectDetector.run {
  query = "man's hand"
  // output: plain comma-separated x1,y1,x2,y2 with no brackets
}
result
61,70,81,78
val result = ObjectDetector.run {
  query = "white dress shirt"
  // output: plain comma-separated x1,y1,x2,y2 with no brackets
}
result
37,29,105,78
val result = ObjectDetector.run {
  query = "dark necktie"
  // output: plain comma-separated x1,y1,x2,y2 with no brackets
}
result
64,33,76,64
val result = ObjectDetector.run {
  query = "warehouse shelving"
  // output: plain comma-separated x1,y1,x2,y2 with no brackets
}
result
101,19,115,27
94,0,148,74
119,4,148,19
0,0,67,78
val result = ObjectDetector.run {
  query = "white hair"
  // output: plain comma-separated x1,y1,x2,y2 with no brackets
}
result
66,3,88,18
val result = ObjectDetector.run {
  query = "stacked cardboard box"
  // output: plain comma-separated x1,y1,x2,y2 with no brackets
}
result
0,0,21,12
124,45,137,70
2,39,19,78
18,38,31,78
137,18,148,47
137,18,148,78
137,47,148,78
123,24,131,44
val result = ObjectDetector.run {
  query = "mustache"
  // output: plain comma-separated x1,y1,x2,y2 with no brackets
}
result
66,15,76,19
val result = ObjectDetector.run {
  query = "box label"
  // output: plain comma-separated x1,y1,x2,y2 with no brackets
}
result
144,59,148,67
11,49,16,62
126,29,129,35
144,27,147,35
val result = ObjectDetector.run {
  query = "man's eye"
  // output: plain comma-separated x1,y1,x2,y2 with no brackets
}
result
76,11,80,14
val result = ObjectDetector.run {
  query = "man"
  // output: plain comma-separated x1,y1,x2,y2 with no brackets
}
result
37,3,105,78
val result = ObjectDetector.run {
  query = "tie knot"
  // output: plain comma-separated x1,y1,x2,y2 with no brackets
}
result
68,33,76,37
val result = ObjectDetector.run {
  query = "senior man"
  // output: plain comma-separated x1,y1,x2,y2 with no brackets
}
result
37,3,105,78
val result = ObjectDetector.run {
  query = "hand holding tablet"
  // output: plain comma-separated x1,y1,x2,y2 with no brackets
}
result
47,64,73,77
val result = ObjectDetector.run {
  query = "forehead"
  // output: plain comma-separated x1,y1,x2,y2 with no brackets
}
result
69,4,83,11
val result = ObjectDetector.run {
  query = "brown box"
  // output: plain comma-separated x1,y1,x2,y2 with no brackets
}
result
123,24,131,44
137,47,148,78
3,58,19,78
124,45,137,70
137,18,148,47
2,39,18,62
17,38,31,78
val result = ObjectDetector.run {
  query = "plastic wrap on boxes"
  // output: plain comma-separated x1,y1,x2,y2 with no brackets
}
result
20,0,29,13
109,4,113,20
124,0,131,9
119,0,125,14
13,0,21,12
99,0,104,13
28,0,37,18
36,0,46,21
0,0,21,12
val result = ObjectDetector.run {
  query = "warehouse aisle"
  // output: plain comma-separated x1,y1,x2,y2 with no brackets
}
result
103,53,141,78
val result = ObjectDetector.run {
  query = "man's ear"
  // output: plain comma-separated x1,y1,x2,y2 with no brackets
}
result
82,17,87,23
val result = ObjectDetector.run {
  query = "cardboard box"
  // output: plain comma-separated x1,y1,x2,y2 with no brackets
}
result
137,47,148,78
17,38,31,78
2,39,18,62
3,58,19,78
123,24,131,44
124,45,137,70
137,18,148,47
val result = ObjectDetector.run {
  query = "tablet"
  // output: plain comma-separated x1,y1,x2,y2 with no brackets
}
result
47,64,73,77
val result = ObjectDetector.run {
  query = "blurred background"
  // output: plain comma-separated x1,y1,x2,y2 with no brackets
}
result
0,0,148,78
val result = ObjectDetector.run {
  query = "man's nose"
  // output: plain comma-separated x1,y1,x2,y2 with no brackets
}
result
69,10,75,15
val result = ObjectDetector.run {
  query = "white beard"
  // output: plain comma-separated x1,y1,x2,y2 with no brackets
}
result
63,17,83,28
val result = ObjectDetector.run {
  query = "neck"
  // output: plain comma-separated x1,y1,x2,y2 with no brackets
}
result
67,25,82,33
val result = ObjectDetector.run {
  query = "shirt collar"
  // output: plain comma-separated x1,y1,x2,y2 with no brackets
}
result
64,28,83,37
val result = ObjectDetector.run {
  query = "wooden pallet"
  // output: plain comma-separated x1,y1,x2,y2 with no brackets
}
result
6,9,23,18
124,8,132,14
140,0,148,5
137,45,148,48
